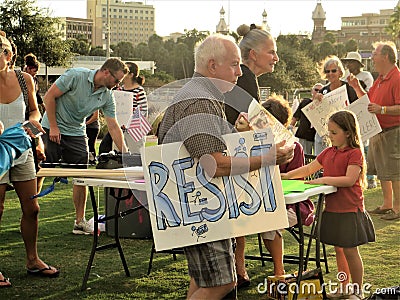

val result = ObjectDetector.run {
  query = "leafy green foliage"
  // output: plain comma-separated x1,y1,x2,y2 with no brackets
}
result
0,0,73,67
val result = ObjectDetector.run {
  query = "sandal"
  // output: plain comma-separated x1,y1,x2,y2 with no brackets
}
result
368,206,392,214
0,272,11,288
27,265,60,278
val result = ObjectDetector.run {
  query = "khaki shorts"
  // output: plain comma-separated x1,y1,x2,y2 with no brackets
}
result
367,126,400,181
0,149,36,184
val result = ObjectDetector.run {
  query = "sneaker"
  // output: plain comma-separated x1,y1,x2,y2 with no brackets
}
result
381,209,400,221
72,219,94,235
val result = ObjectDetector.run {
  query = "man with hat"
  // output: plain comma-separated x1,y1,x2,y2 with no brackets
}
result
342,51,374,91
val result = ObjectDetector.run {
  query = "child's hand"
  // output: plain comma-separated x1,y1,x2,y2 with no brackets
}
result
281,173,289,180
235,112,252,132
306,178,324,185
0,120,3,135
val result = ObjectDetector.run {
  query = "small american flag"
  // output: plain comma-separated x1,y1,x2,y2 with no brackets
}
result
127,107,152,142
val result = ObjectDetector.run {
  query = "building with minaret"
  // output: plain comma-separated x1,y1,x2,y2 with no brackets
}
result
216,6,229,34
311,1,397,50
261,9,270,32
311,1,326,43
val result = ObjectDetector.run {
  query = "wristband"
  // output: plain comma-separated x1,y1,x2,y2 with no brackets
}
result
381,106,386,114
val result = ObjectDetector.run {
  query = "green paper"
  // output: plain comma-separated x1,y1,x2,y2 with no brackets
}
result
281,179,323,195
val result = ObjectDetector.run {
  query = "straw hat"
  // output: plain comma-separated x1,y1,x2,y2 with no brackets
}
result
342,52,364,67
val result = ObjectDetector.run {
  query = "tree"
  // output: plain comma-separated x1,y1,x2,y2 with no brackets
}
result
112,41,134,60
345,39,359,52
89,46,106,57
324,32,336,44
385,4,400,45
68,34,91,56
0,0,73,68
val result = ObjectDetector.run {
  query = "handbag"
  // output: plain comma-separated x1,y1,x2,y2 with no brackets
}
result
96,151,142,169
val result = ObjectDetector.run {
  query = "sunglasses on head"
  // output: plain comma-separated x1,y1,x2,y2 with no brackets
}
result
324,69,337,74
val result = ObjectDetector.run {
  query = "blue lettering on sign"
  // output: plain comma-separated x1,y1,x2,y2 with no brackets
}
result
172,157,201,225
250,144,276,212
196,162,226,222
148,162,181,230
147,140,277,230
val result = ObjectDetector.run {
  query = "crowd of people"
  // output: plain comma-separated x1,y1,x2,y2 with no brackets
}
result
0,22,399,300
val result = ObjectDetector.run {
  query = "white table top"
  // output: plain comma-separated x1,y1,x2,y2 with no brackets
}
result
73,178,337,204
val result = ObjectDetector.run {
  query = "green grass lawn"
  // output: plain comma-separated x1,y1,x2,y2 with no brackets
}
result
0,181,399,299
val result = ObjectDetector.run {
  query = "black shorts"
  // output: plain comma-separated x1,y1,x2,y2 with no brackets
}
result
41,128,88,169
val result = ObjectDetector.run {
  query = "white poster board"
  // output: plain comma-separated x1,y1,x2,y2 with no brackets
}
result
248,99,297,146
113,90,133,127
301,85,348,137
141,130,288,251
346,94,382,142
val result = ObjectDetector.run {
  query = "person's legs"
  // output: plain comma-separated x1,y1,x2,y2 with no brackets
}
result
234,236,248,278
14,179,58,275
334,247,351,293
392,180,400,213
380,180,393,210
263,233,284,276
188,281,236,300
61,135,92,234
343,247,363,296
73,184,88,223
185,240,236,299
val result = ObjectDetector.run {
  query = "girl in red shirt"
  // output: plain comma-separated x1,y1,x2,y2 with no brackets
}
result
281,111,375,300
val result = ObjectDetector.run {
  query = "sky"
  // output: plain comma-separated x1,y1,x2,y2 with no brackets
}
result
35,0,399,38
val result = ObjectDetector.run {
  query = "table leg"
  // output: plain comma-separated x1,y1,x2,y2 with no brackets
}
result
113,188,130,277
81,186,99,291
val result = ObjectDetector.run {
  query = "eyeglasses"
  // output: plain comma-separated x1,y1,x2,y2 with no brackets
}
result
314,88,320,92
324,69,337,74
108,69,121,84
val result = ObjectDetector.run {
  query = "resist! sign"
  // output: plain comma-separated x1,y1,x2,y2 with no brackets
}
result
142,130,288,251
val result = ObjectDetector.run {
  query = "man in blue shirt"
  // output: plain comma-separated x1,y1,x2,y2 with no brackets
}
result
41,58,129,234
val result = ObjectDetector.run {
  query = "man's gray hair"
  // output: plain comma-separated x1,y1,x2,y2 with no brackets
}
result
194,34,237,72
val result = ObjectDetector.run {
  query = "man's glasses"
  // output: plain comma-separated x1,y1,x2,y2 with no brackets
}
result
324,69,337,74
108,69,121,84
314,88,320,92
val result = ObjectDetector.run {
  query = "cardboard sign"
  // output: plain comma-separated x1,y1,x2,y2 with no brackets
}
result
142,130,289,251
113,90,133,127
346,94,382,142
301,85,348,137
248,99,297,146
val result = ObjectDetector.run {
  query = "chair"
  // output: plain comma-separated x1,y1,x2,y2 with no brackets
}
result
248,154,330,274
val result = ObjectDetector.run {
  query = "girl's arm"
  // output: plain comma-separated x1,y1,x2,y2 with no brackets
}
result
307,164,361,187
281,159,322,180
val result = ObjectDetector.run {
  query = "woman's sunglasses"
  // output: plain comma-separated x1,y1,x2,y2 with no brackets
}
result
324,69,337,74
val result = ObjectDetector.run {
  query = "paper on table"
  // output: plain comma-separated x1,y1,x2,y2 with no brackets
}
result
281,179,323,195
248,99,297,146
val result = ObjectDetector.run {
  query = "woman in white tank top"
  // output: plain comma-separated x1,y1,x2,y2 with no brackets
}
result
0,31,59,285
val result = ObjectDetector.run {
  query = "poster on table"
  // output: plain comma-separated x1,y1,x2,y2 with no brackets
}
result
248,99,298,146
345,94,382,142
141,130,288,251
301,85,348,137
113,90,133,127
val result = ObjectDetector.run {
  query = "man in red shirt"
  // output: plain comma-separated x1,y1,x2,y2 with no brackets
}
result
349,41,400,220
